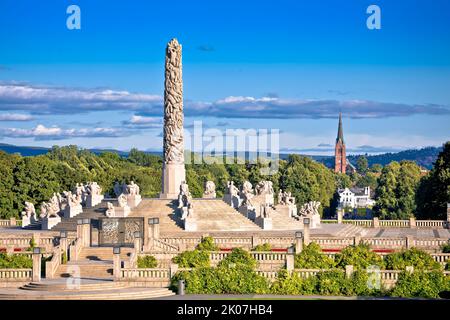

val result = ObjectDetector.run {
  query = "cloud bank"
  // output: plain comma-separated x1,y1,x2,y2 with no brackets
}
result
1,82,449,120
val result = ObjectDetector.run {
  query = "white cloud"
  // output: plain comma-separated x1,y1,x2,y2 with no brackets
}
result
0,124,133,141
0,113,34,121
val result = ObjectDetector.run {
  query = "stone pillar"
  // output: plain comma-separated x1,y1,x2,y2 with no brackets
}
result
83,221,91,247
406,266,414,274
286,254,294,272
113,249,122,280
337,208,343,224
60,237,68,256
303,219,311,246
134,236,141,253
372,217,379,228
32,250,42,282
345,265,354,278
9,217,16,226
409,217,416,228
6,245,14,255
353,235,361,246
405,235,414,249
251,235,259,249
160,38,186,199
295,235,303,253
170,263,179,278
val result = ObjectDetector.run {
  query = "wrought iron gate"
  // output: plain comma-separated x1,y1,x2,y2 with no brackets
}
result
98,217,144,247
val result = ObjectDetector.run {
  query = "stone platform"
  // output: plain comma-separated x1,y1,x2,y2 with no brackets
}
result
0,279,174,300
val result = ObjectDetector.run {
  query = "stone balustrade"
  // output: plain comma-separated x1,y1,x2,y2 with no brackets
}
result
0,268,32,281
312,237,354,249
343,220,373,227
0,219,21,228
413,238,449,249
363,237,407,250
325,217,448,229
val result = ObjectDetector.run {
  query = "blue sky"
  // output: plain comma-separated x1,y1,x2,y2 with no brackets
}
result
0,0,449,155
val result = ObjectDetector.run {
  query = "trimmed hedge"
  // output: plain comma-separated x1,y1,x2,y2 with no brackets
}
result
0,253,32,269
294,243,335,269
137,255,158,268
334,243,384,270
384,248,441,271
390,270,450,298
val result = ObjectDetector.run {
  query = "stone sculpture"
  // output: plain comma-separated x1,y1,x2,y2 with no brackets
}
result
224,181,241,209
160,38,186,199
255,181,274,196
21,202,36,219
202,180,216,198
105,202,115,218
298,201,321,228
240,181,255,207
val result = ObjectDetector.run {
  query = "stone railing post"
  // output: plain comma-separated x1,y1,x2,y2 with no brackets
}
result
406,266,414,274
32,248,42,282
113,247,122,280
133,231,142,253
372,217,379,228
345,265,354,278
337,208,343,224
294,231,303,253
353,235,361,246
405,235,413,249
59,231,68,259
9,217,16,226
6,245,14,255
170,263,179,278
303,218,311,246
251,235,259,249
286,246,295,273
146,217,160,250
83,219,91,247
409,217,416,228
76,219,84,244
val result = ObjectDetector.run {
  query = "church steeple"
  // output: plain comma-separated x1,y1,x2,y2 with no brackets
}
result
334,112,346,174
336,112,344,144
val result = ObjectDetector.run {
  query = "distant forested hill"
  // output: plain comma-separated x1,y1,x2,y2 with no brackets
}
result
347,146,442,169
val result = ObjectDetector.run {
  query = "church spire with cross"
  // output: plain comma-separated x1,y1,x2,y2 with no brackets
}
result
334,112,346,174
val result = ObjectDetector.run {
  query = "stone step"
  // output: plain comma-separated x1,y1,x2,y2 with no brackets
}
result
56,261,114,278
0,287,175,300
78,247,133,261
21,279,129,292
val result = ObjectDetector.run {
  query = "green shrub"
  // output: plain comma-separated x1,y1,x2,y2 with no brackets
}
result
196,236,218,251
294,243,335,269
334,243,384,270
171,264,270,294
314,270,348,296
441,243,450,253
270,269,316,295
29,236,36,250
218,248,257,269
137,255,158,268
390,270,448,298
0,253,32,269
172,249,210,268
253,243,272,251
384,248,441,271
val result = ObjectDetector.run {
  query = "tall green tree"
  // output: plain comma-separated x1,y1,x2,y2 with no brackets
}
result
374,161,421,219
356,155,369,174
416,141,450,219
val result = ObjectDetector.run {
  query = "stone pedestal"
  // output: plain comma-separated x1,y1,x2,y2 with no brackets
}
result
41,216,61,230
202,192,216,199
337,208,343,224
255,216,272,230
85,194,104,208
409,217,416,228
183,217,197,231
63,204,82,218
286,254,294,272
127,194,142,208
295,236,303,253
239,205,256,221
372,217,379,228
223,194,241,209
21,216,35,228
113,206,131,218
160,163,186,199
113,253,121,280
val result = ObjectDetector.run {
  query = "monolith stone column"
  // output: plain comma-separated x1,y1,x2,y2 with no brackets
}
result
160,38,186,199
